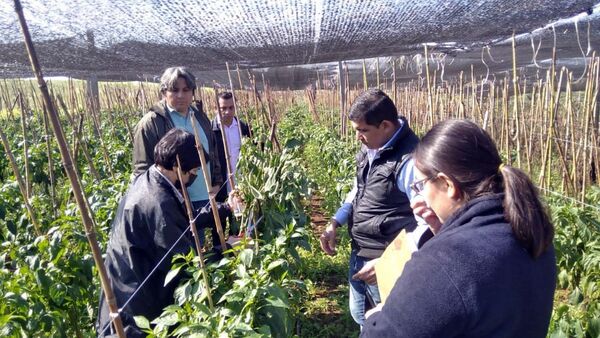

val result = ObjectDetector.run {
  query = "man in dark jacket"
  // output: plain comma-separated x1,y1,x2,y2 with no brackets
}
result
97,129,233,337
211,92,250,240
133,67,223,210
212,91,251,203
319,89,427,327
132,67,224,225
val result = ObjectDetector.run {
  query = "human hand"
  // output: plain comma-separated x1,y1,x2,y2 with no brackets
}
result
352,258,378,285
227,190,245,216
319,220,338,256
411,195,442,234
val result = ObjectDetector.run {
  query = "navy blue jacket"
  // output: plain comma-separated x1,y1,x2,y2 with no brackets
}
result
362,194,556,338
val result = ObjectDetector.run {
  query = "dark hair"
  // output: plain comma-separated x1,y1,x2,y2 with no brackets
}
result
154,129,201,171
217,91,234,101
160,67,197,94
348,88,399,126
414,119,553,258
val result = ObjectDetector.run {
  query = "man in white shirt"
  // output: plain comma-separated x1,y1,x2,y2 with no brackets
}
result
212,92,251,203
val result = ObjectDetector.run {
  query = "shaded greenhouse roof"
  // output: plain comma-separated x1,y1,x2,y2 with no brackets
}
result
1,0,599,88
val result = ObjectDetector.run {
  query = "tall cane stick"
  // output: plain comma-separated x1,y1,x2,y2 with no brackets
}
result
226,62,244,140
188,112,228,251
13,1,126,336
175,156,214,310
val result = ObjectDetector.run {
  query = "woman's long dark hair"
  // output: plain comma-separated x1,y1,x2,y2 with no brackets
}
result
414,119,553,258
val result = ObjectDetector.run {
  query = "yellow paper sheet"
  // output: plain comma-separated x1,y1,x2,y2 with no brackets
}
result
375,230,415,303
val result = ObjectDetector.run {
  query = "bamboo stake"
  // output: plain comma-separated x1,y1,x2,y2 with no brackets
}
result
116,90,135,143
0,115,41,236
262,74,281,151
424,44,433,128
226,62,244,140
550,68,574,194
18,93,32,199
565,75,577,194
338,61,345,138
214,96,237,196
362,59,368,90
392,59,397,106
57,95,102,182
189,107,228,251
316,70,321,91
236,64,245,110
376,57,380,88
88,104,116,181
13,1,126,336
41,103,58,219
581,56,599,200
526,84,537,174
501,78,509,162
175,156,214,310
511,32,522,168
344,61,350,139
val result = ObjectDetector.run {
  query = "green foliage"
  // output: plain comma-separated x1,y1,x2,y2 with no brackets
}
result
236,134,311,242
278,105,357,215
1,101,598,338
548,186,600,338
144,135,312,337
146,225,307,337
0,108,130,336
278,106,359,337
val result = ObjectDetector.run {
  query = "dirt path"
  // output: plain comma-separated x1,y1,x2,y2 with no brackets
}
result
309,194,328,239
299,193,357,337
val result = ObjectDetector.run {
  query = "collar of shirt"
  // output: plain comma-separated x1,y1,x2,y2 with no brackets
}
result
367,118,405,165
216,114,239,129
152,164,184,204
166,104,193,117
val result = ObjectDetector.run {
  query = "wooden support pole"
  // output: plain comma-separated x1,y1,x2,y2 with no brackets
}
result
189,108,228,251
424,44,433,128
13,1,126,336
0,114,42,236
175,156,214,310
18,93,31,199
338,61,346,138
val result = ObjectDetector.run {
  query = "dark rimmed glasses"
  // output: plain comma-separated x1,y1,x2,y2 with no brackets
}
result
410,176,434,194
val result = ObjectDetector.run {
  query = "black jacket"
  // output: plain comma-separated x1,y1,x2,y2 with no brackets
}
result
349,117,419,258
362,194,556,338
96,166,230,337
211,117,250,202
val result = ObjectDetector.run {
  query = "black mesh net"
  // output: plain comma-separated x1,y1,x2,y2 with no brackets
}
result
1,0,599,89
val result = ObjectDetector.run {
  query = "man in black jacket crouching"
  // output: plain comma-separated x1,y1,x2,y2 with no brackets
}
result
97,129,235,337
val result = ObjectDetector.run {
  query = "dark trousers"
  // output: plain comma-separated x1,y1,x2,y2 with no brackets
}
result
191,199,237,249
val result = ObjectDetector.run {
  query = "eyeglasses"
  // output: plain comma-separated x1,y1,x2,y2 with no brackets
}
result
410,176,434,194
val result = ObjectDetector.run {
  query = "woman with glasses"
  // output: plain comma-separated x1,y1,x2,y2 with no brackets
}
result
361,119,556,338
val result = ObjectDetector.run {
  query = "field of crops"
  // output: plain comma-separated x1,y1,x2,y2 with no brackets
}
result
0,50,599,338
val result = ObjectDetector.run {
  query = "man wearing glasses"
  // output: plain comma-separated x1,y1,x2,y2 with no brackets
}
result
319,89,429,327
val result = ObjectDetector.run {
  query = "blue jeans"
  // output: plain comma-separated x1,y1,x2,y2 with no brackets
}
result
348,249,381,326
